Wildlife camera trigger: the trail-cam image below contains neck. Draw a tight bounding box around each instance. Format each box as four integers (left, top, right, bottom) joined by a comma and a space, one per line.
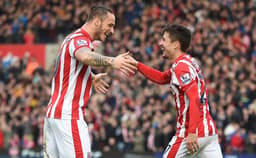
174, 50, 185, 59
81, 23, 95, 40
170, 50, 185, 63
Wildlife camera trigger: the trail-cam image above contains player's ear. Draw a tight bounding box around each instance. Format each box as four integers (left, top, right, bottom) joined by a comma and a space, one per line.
94, 18, 100, 27
174, 41, 180, 49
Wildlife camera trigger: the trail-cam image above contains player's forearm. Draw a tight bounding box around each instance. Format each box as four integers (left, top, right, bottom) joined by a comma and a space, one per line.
137, 62, 170, 84
186, 83, 201, 133
80, 51, 114, 67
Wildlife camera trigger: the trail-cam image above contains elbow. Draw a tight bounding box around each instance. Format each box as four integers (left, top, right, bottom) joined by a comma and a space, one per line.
76, 54, 90, 65
80, 56, 88, 64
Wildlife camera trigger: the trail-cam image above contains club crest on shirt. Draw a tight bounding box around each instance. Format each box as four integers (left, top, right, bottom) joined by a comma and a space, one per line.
180, 73, 191, 85
76, 39, 88, 47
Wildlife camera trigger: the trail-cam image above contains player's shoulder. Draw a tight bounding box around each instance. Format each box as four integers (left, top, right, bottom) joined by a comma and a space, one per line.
68, 29, 87, 40
172, 55, 191, 72
66, 29, 93, 48
171, 55, 197, 86
172, 55, 199, 73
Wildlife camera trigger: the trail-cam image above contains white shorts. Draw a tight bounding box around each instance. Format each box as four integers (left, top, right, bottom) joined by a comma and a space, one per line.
43, 117, 91, 158
162, 135, 223, 158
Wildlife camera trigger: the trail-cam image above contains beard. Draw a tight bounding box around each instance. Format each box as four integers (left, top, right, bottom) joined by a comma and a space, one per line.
161, 50, 169, 59
94, 29, 102, 41
162, 54, 169, 59
94, 22, 104, 41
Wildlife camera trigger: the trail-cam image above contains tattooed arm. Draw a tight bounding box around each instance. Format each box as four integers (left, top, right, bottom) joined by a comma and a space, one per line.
75, 47, 137, 76
75, 47, 114, 66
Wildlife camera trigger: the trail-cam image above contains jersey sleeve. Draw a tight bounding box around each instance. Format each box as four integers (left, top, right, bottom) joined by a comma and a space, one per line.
172, 62, 197, 92
137, 62, 171, 84
68, 36, 92, 57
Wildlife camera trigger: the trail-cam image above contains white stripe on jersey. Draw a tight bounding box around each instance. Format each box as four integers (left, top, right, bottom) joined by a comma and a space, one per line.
69, 33, 83, 40
171, 70, 180, 86
210, 120, 216, 135
50, 43, 67, 118
203, 105, 209, 136
78, 66, 91, 119
179, 94, 189, 137
171, 84, 181, 127
47, 77, 55, 117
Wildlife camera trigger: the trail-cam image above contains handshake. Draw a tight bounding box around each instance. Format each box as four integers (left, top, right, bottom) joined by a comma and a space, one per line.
92, 51, 138, 93
111, 51, 138, 76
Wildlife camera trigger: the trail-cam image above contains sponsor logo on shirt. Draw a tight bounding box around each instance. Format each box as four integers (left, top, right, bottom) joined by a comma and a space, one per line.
180, 73, 191, 85
76, 39, 88, 47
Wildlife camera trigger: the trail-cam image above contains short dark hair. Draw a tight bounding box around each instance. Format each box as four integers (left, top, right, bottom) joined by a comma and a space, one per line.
87, 6, 113, 21
162, 24, 191, 52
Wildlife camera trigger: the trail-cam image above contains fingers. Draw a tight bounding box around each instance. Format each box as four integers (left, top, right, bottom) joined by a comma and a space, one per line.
121, 52, 138, 65
195, 142, 199, 151
114, 52, 138, 76
121, 57, 138, 73
121, 51, 130, 57
99, 73, 108, 77
186, 141, 199, 153
119, 68, 130, 76
122, 62, 137, 72
125, 57, 138, 66
119, 59, 137, 75
98, 86, 108, 93
101, 80, 110, 88
95, 83, 108, 93
96, 87, 107, 93
120, 66, 136, 76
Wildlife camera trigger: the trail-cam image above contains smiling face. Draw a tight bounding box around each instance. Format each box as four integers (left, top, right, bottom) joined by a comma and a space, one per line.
158, 24, 192, 62
158, 32, 179, 62
94, 12, 115, 41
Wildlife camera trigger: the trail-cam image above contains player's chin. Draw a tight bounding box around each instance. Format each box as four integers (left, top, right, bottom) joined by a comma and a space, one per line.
100, 36, 106, 42
162, 53, 169, 59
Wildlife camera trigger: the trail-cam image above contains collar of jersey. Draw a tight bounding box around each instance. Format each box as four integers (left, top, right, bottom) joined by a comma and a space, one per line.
80, 28, 93, 41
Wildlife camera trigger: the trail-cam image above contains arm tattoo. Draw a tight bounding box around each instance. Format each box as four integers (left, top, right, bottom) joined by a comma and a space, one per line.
83, 52, 114, 66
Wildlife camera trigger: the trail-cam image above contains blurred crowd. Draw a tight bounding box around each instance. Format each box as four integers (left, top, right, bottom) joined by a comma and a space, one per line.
0, 0, 256, 157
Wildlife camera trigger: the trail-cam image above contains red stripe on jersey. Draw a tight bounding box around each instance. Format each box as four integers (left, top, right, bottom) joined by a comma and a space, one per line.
205, 88, 213, 136
167, 137, 183, 158
82, 74, 92, 116
47, 103, 53, 118
184, 110, 189, 137
75, 62, 79, 73
198, 105, 205, 137
71, 120, 83, 157
71, 66, 88, 119
54, 46, 71, 119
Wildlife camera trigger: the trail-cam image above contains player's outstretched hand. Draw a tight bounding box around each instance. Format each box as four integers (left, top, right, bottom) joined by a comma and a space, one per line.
112, 52, 137, 76
124, 54, 138, 66
92, 73, 109, 93
186, 133, 199, 154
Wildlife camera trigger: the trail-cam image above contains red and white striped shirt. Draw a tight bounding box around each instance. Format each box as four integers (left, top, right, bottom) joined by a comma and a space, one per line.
170, 54, 217, 138
46, 28, 94, 120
